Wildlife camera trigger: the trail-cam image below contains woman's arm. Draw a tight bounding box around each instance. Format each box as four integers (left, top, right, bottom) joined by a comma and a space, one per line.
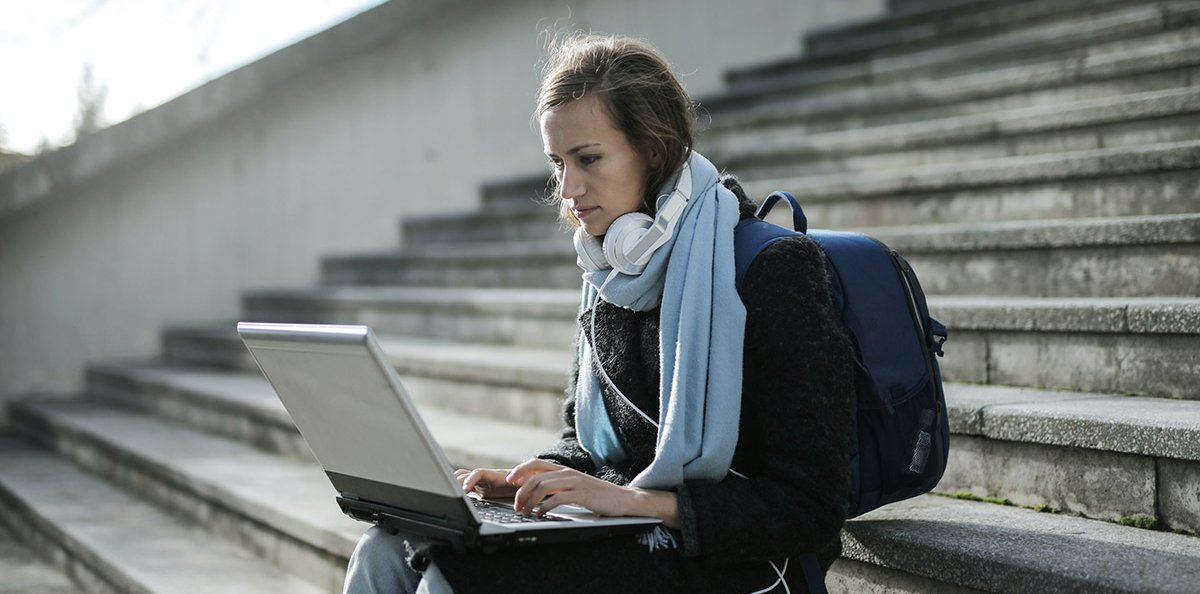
678, 236, 856, 562
507, 460, 681, 526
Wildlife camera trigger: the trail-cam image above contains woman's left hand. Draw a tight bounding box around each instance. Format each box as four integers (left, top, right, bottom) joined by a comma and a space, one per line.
508, 460, 679, 528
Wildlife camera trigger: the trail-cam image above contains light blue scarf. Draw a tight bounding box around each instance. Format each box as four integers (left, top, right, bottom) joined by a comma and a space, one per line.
575, 151, 746, 489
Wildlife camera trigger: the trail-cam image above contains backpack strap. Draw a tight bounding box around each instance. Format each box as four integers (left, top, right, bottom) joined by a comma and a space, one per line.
733, 217, 802, 292
736, 191, 810, 292
756, 191, 808, 233
799, 554, 829, 594
738, 193, 832, 594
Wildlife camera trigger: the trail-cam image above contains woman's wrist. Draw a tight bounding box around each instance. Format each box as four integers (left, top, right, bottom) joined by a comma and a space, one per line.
629, 488, 680, 529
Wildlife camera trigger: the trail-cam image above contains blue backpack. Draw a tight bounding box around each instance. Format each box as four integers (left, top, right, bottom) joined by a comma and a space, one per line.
733, 191, 950, 519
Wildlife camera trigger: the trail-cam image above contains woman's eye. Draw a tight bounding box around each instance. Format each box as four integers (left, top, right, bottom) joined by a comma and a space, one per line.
580, 155, 600, 166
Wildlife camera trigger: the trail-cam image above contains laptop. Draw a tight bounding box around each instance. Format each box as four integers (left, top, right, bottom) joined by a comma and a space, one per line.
236, 322, 661, 551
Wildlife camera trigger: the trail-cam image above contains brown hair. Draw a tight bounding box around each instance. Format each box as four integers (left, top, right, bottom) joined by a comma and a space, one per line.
536, 33, 696, 227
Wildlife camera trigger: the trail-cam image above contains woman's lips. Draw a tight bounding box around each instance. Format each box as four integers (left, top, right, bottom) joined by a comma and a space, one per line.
573, 206, 598, 219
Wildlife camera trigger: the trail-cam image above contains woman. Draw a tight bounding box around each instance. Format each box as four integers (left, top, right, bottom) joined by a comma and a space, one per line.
344, 33, 855, 594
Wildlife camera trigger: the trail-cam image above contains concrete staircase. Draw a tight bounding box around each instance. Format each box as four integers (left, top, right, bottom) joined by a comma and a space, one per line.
3, 0, 1199, 591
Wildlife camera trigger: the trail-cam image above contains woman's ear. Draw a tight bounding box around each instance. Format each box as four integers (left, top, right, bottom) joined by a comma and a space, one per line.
647, 147, 662, 169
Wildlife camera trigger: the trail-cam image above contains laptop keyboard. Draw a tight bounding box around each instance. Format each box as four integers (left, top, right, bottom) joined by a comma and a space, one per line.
471, 499, 567, 524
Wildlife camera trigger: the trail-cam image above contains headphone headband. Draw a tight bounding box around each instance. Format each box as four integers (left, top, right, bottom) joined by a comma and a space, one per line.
574, 159, 694, 275
623, 160, 692, 267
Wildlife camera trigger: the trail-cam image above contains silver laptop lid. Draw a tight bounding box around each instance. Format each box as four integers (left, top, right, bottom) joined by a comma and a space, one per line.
237, 322, 462, 500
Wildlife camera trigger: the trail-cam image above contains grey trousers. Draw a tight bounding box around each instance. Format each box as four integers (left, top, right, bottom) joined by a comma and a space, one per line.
343, 526, 454, 594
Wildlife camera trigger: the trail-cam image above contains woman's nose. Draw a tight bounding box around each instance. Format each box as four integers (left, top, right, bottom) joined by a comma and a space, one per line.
560, 167, 584, 200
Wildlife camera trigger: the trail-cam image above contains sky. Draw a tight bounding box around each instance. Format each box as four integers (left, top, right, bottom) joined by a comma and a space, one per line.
0, 0, 386, 154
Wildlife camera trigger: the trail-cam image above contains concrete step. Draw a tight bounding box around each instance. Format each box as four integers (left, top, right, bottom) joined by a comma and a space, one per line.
398, 205, 565, 247
8, 399, 355, 593
93, 345, 1200, 535
241, 286, 579, 349
476, 174, 554, 214
8, 398, 559, 591
237, 285, 1197, 400
16, 393, 1195, 594
703, 24, 1200, 135
321, 214, 1200, 297
937, 296, 1200, 399
800, 0, 1130, 62
886, 0, 987, 15
322, 239, 581, 289
240, 285, 1200, 397
10, 401, 1195, 594
838, 494, 1200, 593
120, 333, 571, 433
728, 0, 1190, 95
706, 86, 1200, 179
0, 520, 84, 594
149, 313, 1200, 531
879, 213, 1200, 298
0, 434, 327, 594
942, 383, 1200, 533
739, 140, 1200, 227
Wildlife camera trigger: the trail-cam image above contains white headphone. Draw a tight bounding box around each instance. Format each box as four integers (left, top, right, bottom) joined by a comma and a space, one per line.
572, 160, 693, 276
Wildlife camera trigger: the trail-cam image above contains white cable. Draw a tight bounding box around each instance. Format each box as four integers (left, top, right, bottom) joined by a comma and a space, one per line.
745, 558, 791, 594
589, 277, 659, 428
773, 558, 791, 594
590, 277, 792, 594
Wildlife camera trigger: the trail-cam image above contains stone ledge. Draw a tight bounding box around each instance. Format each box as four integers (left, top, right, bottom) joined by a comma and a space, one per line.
745, 140, 1200, 203
0, 435, 329, 594
947, 383, 1200, 460
341, 212, 1200, 260
109, 339, 1200, 466
802, 0, 1128, 61
0, 521, 83, 594
871, 213, 1200, 252
930, 296, 1200, 334
244, 286, 579, 318
376, 336, 571, 391
246, 287, 1200, 335
93, 361, 564, 465
400, 207, 561, 235
91, 354, 567, 455
711, 22, 1200, 123
844, 495, 1200, 593
710, 86, 1200, 169
10, 397, 558, 562
11, 398, 361, 560
729, 1, 1169, 100
330, 238, 574, 263
160, 323, 574, 390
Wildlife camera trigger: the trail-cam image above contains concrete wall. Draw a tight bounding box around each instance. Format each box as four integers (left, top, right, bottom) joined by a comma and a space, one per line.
0, 0, 885, 401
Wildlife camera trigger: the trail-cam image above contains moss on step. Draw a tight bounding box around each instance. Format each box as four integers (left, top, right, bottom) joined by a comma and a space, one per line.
933, 492, 1197, 535
940, 490, 1060, 514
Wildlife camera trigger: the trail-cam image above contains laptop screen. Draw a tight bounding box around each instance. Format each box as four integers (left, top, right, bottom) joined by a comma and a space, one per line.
238, 323, 462, 499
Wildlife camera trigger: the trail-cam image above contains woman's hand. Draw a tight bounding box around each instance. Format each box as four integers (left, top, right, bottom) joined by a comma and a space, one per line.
455, 467, 518, 499
508, 459, 680, 528
454, 458, 565, 499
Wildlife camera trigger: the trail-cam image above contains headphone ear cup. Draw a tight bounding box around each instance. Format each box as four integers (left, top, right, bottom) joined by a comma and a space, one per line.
603, 212, 655, 275
573, 227, 610, 272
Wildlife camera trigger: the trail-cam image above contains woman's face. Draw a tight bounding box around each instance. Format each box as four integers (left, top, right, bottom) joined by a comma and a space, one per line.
540, 93, 650, 237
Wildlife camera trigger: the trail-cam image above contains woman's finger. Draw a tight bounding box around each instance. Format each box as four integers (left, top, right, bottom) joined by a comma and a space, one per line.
461, 468, 506, 492
506, 458, 562, 485
534, 492, 575, 516
515, 471, 581, 512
